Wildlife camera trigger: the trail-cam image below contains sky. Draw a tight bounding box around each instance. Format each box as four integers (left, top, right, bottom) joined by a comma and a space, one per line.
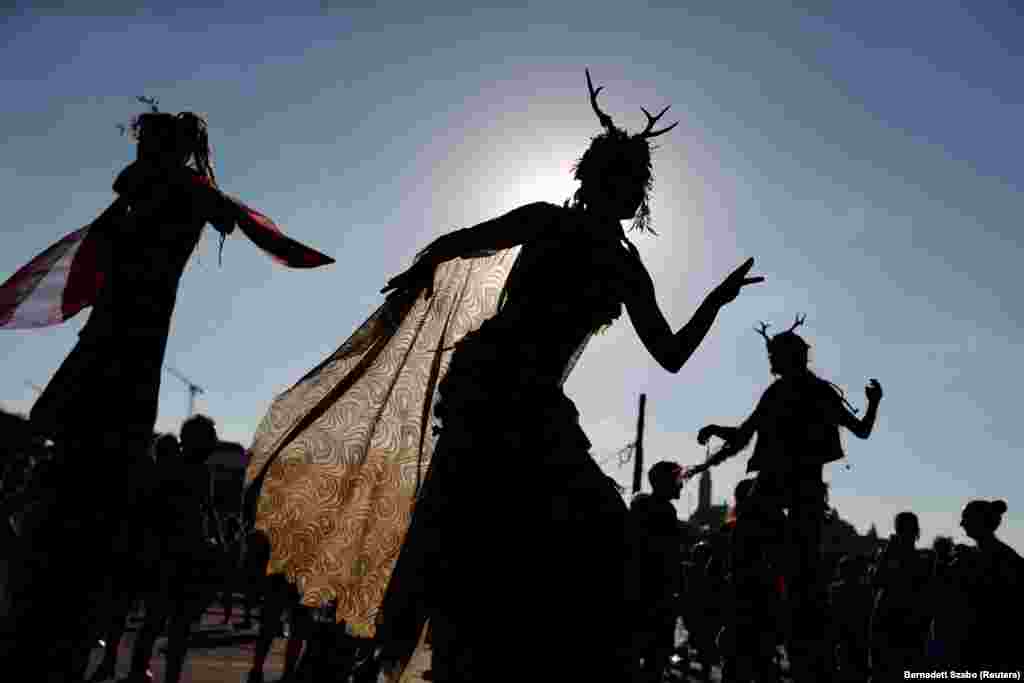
2, 1, 1022, 550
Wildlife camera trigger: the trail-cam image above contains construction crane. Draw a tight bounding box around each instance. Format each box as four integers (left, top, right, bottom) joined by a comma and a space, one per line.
165, 366, 205, 417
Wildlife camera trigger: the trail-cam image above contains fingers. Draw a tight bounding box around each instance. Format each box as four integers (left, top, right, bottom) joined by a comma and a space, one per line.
742, 276, 765, 286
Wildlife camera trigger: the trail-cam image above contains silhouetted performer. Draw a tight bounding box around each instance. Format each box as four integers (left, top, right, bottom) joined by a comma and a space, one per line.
378, 72, 765, 683
690, 316, 882, 682
950, 499, 1023, 670
869, 511, 931, 680
630, 462, 685, 683
243, 69, 763, 683
0, 98, 331, 680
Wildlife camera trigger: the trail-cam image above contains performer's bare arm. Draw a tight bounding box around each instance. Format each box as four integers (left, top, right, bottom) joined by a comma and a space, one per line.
382, 202, 763, 373
616, 253, 762, 373
837, 379, 883, 439
379, 202, 558, 297
696, 411, 759, 469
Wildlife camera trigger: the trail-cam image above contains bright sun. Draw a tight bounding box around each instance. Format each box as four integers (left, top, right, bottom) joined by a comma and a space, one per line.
478, 140, 581, 216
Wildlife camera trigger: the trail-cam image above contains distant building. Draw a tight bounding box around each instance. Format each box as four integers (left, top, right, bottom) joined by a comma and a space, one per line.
685, 463, 729, 530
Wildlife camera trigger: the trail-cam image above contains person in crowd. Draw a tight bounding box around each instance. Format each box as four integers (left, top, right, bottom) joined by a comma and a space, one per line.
630, 461, 686, 682
869, 511, 932, 680
120, 415, 226, 683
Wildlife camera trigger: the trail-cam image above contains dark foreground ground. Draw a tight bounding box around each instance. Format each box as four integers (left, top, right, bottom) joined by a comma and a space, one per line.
84, 607, 742, 683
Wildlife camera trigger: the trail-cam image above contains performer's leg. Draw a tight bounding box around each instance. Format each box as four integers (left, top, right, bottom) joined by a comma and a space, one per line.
282, 605, 311, 680
249, 576, 287, 678
785, 482, 828, 683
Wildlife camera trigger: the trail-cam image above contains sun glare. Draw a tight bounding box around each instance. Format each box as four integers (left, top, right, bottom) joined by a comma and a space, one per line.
475, 141, 580, 217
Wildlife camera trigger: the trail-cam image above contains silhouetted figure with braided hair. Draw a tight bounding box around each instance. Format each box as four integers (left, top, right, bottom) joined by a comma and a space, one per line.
689, 316, 882, 682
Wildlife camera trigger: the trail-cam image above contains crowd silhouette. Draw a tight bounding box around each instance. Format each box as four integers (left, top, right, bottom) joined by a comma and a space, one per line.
0, 72, 1020, 682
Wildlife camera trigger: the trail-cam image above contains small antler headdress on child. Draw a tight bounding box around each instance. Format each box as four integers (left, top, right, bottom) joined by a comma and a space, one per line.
570, 69, 679, 234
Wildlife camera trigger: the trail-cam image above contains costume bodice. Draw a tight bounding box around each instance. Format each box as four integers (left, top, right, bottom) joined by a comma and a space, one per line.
81, 162, 211, 340
748, 373, 848, 474
476, 205, 629, 385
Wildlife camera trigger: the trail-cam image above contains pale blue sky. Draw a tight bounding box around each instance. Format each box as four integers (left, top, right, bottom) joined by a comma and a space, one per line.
2, 1, 1021, 550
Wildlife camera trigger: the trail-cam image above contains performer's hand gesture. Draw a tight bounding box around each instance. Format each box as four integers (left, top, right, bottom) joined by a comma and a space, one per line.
865, 379, 883, 404
696, 424, 723, 446
707, 258, 764, 308
380, 258, 437, 300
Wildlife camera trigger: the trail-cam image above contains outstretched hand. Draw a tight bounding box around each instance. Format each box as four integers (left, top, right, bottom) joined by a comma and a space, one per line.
380, 259, 436, 300
865, 378, 883, 404
696, 424, 720, 446
709, 257, 764, 308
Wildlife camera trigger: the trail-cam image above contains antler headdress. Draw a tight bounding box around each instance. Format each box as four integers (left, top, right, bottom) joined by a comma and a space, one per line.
756, 314, 809, 349
573, 69, 680, 234
585, 68, 679, 139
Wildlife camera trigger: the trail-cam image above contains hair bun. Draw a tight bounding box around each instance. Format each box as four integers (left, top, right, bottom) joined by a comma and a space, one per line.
993, 500, 1008, 515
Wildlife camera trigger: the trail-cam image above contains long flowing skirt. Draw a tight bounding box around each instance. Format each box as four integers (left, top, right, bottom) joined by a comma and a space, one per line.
379, 327, 634, 681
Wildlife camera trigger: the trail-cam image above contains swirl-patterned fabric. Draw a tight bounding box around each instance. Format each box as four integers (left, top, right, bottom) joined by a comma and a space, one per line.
244, 247, 517, 636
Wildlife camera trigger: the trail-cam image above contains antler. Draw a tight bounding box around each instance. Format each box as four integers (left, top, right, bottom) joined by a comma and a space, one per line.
638, 105, 679, 139
788, 313, 807, 333
137, 95, 161, 113
755, 321, 772, 343
585, 68, 616, 132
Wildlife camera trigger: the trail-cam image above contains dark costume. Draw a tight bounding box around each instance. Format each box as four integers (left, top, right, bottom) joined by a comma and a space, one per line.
386, 202, 636, 681
1, 161, 232, 677
0, 156, 330, 678
246, 202, 638, 681
31, 161, 230, 459
740, 371, 852, 679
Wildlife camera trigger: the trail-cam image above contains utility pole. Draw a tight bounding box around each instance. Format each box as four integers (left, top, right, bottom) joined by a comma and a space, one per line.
165, 366, 205, 417
632, 393, 646, 495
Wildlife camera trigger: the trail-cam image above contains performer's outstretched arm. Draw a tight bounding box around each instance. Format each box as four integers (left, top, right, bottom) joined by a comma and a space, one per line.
380, 202, 559, 297
619, 256, 763, 373
699, 412, 758, 469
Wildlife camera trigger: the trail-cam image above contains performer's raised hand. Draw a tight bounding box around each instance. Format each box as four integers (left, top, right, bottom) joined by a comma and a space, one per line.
381, 259, 436, 300
708, 257, 764, 308
865, 378, 883, 404
696, 424, 720, 446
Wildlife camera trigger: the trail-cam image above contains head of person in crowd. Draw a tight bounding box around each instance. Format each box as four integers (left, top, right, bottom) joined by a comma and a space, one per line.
893, 511, 921, 548
648, 461, 684, 501
960, 499, 1008, 545
180, 414, 218, 465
